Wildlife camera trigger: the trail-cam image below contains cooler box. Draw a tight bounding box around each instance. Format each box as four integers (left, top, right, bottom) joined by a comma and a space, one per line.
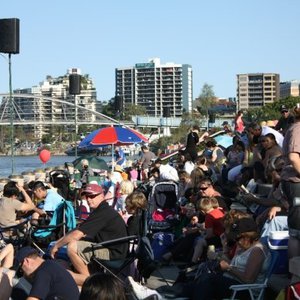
268, 231, 289, 274
46, 241, 69, 262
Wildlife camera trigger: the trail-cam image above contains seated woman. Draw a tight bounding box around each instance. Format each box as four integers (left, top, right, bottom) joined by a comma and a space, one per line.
184, 217, 271, 300
124, 191, 148, 236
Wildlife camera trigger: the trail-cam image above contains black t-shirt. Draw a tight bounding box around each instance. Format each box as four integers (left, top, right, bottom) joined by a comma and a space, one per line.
29, 260, 79, 300
79, 201, 128, 259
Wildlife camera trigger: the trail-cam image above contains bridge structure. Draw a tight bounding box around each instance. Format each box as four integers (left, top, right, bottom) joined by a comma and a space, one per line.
0, 93, 134, 127
0, 93, 233, 130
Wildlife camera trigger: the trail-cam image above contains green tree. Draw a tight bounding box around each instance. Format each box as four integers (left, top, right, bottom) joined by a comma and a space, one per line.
123, 103, 147, 120
101, 98, 115, 118
243, 96, 300, 122
194, 83, 216, 129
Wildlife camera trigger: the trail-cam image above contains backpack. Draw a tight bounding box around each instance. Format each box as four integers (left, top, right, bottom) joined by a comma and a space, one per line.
136, 236, 156, 279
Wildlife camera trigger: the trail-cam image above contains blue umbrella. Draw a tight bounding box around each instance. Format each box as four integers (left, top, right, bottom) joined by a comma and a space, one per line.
214, 134, 233, 149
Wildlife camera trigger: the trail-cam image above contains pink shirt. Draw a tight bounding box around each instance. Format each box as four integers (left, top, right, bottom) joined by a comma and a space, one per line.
235, 116, 245, 133
130, 169, 138, 181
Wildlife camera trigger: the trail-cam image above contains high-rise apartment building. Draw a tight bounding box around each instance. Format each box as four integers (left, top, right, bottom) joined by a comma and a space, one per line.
280, 80, 300, 99
237, 73, 280, 111
115, 58, 193, 117
0, 68, 97, 138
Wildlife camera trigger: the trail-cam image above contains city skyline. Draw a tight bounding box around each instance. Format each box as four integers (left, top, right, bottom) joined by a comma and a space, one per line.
0, 0, 299, 101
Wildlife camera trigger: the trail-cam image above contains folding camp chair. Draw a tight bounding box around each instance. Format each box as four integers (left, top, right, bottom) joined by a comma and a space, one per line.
30, 200, 76, 251
90, 209, 157, 285
229, 250, 279, 300
0, 218, 31, 248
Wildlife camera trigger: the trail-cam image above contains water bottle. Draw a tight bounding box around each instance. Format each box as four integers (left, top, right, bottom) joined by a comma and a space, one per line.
207, 245, 217, 260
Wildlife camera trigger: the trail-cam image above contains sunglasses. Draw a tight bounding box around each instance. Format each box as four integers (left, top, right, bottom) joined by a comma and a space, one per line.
199, 186, 209, 191
84, 194, 98, 199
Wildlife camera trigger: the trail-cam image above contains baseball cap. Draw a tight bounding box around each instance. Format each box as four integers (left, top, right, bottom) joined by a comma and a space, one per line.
81, 183, 103, 196
280, 105, 288, 112
15, 246, 39, 267
227, 217, 258, 241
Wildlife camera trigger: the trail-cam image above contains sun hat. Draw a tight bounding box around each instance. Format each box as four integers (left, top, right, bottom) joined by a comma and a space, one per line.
227, 218, 258, 241
114, 165, 124, 172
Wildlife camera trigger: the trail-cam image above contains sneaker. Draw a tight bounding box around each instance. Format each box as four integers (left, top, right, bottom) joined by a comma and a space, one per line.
128, 276, 162, 300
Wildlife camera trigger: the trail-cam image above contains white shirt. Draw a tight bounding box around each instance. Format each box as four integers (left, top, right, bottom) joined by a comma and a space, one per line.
261, 126, 284, 148
159, 164, 179, 182
184, 161, 195, 175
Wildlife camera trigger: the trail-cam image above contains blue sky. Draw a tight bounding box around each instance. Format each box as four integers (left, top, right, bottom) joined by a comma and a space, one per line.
1, 0, 299, 101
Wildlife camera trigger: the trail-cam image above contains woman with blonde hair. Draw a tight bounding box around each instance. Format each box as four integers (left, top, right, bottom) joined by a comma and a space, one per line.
125, 191, 148, 236
115, 180, 134, 213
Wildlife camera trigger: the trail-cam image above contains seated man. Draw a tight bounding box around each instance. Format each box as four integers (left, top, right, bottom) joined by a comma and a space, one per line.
31, 181, 64, 213
0, 181, 41, 227
50, 184, 128, 284
15, 246, 79, 300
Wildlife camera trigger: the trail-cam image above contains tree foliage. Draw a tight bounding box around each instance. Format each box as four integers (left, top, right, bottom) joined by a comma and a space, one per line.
194, 83, 217, 115
101, 98, 115, 118
123, 103, 147, 120
243, 96, 300, 122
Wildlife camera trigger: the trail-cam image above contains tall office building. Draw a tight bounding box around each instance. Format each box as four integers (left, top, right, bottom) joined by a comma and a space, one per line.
115, 58, 193, 117
280, 80, 300, 98
237, 73, 280, 111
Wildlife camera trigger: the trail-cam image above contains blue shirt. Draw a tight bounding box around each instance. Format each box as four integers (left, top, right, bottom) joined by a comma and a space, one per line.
115, 149, 126, 166
43, 189, 64, 211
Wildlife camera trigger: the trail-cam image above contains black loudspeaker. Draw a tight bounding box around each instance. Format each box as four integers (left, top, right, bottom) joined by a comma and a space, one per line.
69, 74, 81, 95
163, 107, 171, 118
114, 96, 123, 112
209, 113, 215, 123
0, 18, 20, 54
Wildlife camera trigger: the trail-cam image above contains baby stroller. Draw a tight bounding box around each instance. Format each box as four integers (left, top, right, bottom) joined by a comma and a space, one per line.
49, 169, 72, 200
148, 181, 179, 232
148, 181, 179, 261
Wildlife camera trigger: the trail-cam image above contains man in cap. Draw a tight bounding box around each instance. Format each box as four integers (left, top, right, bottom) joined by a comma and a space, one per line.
15, 246, 79, 300
275, 104, 294, 135
50, 183, 128, 283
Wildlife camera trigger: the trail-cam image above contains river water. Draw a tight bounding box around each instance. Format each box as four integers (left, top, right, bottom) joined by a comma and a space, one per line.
0, 155, 78, 178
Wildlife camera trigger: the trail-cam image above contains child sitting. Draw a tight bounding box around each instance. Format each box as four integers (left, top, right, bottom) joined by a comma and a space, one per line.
191, 197, 225, 264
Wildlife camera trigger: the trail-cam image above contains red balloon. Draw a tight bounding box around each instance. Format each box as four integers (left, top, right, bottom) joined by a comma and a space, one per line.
39, 149, 51, 163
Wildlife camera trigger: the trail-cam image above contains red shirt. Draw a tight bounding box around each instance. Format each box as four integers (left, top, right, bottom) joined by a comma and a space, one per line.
205, 208, 225, 237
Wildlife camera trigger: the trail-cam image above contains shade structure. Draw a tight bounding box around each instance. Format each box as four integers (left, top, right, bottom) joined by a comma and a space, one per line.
214, 134, 233, 149
79, 126, 148, 170
90, 126, 148, 146
72, 155, 109, 172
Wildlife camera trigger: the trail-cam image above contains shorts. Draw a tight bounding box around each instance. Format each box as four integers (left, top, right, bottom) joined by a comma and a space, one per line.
77, 240, 110, 264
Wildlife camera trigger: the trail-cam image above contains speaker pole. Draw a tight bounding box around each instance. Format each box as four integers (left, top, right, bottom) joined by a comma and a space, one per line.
69, 74, 81, 158
8, 53, 14, 174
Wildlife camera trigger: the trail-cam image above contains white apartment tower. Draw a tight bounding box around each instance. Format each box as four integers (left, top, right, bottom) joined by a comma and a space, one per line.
0, 68, 97, 138
115, 58, 193, 117
237, 73, 280, 111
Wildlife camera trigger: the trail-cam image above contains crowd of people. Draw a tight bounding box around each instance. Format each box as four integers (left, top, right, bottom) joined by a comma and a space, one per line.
0, 103, 299, 299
